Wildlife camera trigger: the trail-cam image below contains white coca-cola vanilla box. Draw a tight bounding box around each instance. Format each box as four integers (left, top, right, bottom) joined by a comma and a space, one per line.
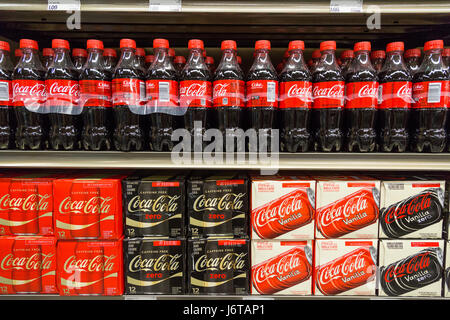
379, 180, 445, 239
315, 178, 380, 239
445, 241, 450, 297
314, 239, 378, 296
251, 240, 313, 295
378, 239, 444, 297
251, 176, 316, 240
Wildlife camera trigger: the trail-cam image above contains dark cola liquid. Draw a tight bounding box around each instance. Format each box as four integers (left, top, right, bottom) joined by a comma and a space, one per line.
47, 49, 81, 150
113, 49, 146, 151
13, 49, 48, 150
72, 56, 86, 76
0, 49, 14, 149
103, 56, 117, 75
378, 52, 411, 152
80, 49, 112, 151
279, 51, 311, 152
405, 56, 421, 76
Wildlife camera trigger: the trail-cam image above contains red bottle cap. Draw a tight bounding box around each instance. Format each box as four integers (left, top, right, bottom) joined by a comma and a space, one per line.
206, 56, 214, 64
443, 48, 450, 57
320, 41, 336, 51
52, 39, 70, 50
0, 41, 10, 52
340, 50, 354, 59
188, 39, 204, 50
20, 39, 38, 50
288, 40, 305, 51
371, 50, 386, 60
312, 49, 321, 59
86, 39, 104, 50
354, 41, 371, 52
255, 40, 271, 50
15, 48, 22, 57
72, 48, 87, 57
169, 48, 175, 57
43, 48, 54, 56
237, 56, 242, 64
103, 48, 117, 57
153, 38, 169, 49
174, 56, 186, 64
120, 39, 136, 49
386, 42, 404, 53
424, 40, 444, 51
221, 40, 237, 51
136, 48, 145, 57
145, 55, 155, 64
404, 48, 421, 58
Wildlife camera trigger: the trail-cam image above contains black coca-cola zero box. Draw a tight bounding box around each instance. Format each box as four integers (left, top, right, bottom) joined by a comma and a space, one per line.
188, 238, 250, 295
187, 172, 249, 237
124, 238, 186, 295
123, 174, 185, 238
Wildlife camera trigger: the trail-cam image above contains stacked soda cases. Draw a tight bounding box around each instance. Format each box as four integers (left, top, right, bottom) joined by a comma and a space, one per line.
122, 173, 186, 295
250, 175, 315, 295
187, 172, 250, 295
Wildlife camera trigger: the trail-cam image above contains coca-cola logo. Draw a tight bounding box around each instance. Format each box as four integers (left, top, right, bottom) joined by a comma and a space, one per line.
180, 82, 208, 97
318, 250, 367, 285
214, 83, 230, 97
396, 83, 412, 98
251, 82, 263, 89
129, 254, 182, 272
286, 83, 312, 99
0, 194, 51, 211
357, 84, 378, 98
58, 196, 112, 214
63, 254, 115, 273
253, 252, 301, 285
384, 193, 432, 224
13, 82, 46, 98
97, 81, 111, 90
128, 195, 180, 213
384, 252, 430, 283
194, 252, 247, 272
255, 194, 305, 228
0, 253, 54, 271
313, 84, 344, 99
193, 193, 245, 212
48, 82, 80, 98
319, 192, 369, 227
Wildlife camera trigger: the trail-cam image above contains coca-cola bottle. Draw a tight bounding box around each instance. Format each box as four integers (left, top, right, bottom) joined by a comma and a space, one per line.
444, 48, 450, 68
174, 55, 186, 73
371, 50, 386, 73
42, 48, 54, 71
146, 38, 178, 151
103, 48, 117, 74
344, 41, 378, 152
112, 38, 146, 151
14, 48, 22, 66
246, 40, 278, 151
180, 39, 212, 150
13, 39, 48, 150
412, 39, 449, 152
206, 56, 215, 74
340, 50, 354, 75
276, 50, 290, 74
310, 49, 321, 72
72, 48, 87, 75
279, 40, 312, 152
312, 41, 344, 152
135, 48, 146, 73
378, 41, 412, 152
80, 39, 112, 150
404, 48, 421, 75
145, 55, 154, 70
213, 40, 245, 151
46, 39, 81, 150
0, 41, 14, 149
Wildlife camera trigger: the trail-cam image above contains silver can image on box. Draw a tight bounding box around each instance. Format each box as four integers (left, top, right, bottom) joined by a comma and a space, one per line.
188, 173, 248, 237
123, 174, 185, 238
124, 238, 186, 295
188, 238, 249, 295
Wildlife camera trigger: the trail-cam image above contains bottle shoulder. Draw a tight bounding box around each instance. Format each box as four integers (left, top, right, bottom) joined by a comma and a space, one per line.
213, 68, 244, 81
46, 66, 78, 80
345, 70, 378, 83
279, 69, 311, 82
113, 67, 145, 80
13, 66, 46, 80
246, 69, 278, 81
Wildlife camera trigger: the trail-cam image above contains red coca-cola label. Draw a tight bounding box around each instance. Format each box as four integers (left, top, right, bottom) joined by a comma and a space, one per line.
112, 78, 146, 107
313, 81, 345, 109
0, 80, 12, 106
246, 80, 279, 108
179, 80, 212, 108
213, 80, 245, 107
146, 80, 179, 107
412, 80, 449, 109
279, 81, 312, 109
45, 79, 80, 108
378, 81, 412, 109
79, 80, 112, 108
12, 79, 46, 107
345, 81, 378, 109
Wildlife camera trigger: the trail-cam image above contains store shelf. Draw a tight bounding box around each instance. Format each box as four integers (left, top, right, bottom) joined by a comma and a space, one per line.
1, 151, 450, 171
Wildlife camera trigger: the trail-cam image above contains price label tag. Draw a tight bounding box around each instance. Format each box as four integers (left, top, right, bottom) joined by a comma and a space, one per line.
330, 0, 363, 13
48, 0, 81, 11
149, 0, 182, 12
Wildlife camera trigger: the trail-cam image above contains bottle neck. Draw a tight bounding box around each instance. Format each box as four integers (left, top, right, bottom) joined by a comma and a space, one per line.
19, 48, 44, 70
355, 50, 371, 64
117, 47, 136, 68
86, 48, 104, 67
53, 47, 75, 69
187, 48, 206, 66
318, 49, 340, 70
0, 49, 13, 72
380, 50, 407, 73
253, 49, 271, 66
422, 48, 443, 65
217, 49, 238, 68
283, 49, 307, 71
152, 47, 176, 71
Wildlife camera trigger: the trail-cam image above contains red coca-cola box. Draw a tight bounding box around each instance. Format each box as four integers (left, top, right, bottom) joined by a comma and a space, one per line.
314, 239, 377, 296
251, 176, 316, 240
57, 238, 124, 296
0, 172, 61, 236
0, 236, 57, 294
53, 173, 126, 240
251, 240, 313, 295
315, 177, 380, 238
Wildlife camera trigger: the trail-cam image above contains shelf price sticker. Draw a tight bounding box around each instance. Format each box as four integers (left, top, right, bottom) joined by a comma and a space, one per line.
330, 0, 363, 13
48, 0, 81, 11
149, 0, 182, 12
